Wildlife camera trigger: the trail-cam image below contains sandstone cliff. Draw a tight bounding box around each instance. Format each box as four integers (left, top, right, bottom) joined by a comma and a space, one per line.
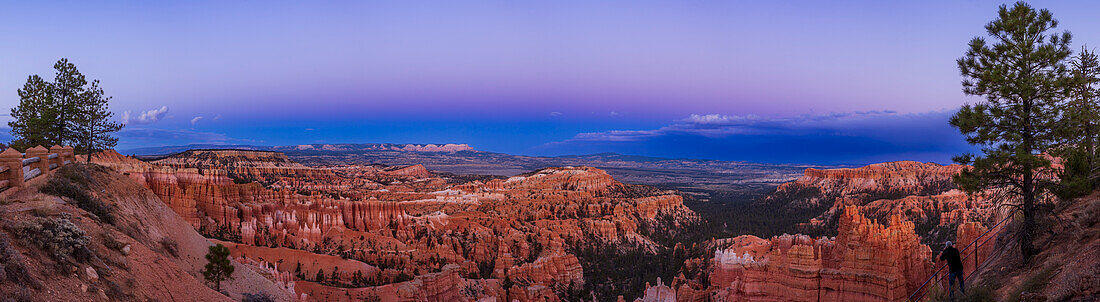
759, 161, 993, 242
635, 207, 936, 302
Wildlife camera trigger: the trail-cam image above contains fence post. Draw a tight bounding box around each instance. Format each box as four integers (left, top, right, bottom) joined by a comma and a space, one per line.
49, 145, 64, 169
0, 148, 25, 188
25, 145, 49, 178
62, 145, 75, 163
974, 243, 979, 273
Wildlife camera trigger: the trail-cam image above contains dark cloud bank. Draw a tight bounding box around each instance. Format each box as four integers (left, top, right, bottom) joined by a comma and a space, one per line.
538, 110, 974, 164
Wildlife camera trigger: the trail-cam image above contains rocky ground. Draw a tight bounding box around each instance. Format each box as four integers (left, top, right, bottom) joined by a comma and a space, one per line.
950, 190, 1100, 301
0, 164, 296, 301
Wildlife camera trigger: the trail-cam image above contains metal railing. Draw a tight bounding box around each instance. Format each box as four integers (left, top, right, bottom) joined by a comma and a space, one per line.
908, 211, 1017, 301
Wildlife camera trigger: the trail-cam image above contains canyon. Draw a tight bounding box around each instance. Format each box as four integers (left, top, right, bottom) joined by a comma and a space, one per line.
756, 161, 997, 245
92, 149, 699, 301
0, 146, 1008, 301
636, 161, 1002, 301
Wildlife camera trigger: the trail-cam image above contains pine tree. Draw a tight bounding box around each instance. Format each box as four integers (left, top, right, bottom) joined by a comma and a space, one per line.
1055, 47, 1100, 198
9, 75, 58, 150
8, 58, 123, 153
202, 244, 235, 292
951, 2, 1074, 262
47, 58, 87, 146
294, 262, 303, 279
1068, 48, 1100, 156
71, 79, 123, 161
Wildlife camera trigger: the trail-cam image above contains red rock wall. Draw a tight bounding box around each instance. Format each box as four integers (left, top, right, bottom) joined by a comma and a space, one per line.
707, 207, 931, 302
954, 221, 991, 275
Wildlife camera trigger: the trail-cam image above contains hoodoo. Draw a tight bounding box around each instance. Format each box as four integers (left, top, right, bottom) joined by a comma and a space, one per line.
92, 150, 697, 301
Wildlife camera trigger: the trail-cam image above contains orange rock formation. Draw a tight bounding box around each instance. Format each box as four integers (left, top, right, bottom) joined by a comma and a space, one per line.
93, 149, 696, 301
699, 207, 933, 301
763, 161, 993, 234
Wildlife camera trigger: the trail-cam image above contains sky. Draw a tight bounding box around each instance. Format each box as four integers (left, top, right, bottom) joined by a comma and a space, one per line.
2, 1, 1099, 164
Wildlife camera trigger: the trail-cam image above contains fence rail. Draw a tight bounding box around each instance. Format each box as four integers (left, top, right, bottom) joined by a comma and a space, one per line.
0, 145, 76, 193
908, 210, 1017, 301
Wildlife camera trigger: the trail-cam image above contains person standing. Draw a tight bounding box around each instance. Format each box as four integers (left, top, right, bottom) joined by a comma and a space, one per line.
939, 241, 965, 298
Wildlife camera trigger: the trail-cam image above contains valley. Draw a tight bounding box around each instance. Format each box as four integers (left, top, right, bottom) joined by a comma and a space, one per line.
125, 143, 827, 199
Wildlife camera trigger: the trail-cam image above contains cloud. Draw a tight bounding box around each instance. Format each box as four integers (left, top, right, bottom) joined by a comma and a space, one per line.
542, 110, 972, 164
190, 116, 204, 125
122, 106, 169, 125
549, 112, 563, 117
567, 110, 902, 142
119, 128, 233, 142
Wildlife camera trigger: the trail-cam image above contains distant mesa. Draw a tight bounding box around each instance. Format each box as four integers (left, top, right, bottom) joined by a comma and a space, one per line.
280, 143, 475, 153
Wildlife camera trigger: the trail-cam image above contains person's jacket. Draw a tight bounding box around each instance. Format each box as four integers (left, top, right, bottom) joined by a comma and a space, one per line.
940, 246, 963, 273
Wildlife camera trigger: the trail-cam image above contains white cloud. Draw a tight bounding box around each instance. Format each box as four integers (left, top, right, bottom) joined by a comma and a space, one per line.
122, 106, 169, 125
682, 114, 761, 125
190, 116, 204, 125
562, 110, 903, 143
549, 112, 563, 117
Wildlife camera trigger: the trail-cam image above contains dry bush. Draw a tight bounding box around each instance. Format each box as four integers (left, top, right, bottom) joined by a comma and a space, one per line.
0, 233, 39, 289
1, 286, 32, 302
105, 279, 132, 301
1051, 261, 1100, 300
1081, 199, 1100, 228
27, 197, 57, 217
242, 292, 275, 302
102, 233, 126, 251
7, 215, 91, 269
1007, 264, 1059, 302
159, 237, 179, 258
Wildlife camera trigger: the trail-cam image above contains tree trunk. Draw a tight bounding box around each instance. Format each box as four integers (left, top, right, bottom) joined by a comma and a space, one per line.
1021, 171, 1037, 263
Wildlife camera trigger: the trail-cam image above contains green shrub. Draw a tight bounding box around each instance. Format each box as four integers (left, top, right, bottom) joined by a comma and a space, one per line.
1056, 149, 1096, 200
39, 166, 115, 225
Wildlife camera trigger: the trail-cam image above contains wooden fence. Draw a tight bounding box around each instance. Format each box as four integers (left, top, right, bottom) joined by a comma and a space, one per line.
0, 145, 76, 192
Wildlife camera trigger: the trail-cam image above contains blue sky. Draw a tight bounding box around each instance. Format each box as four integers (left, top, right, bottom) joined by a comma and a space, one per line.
2, 1, 1099, 164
